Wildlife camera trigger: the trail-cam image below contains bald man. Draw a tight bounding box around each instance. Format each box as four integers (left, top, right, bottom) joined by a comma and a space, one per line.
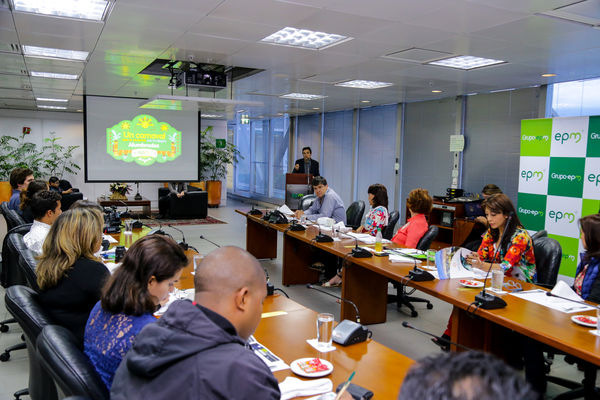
111, 246, 280, 400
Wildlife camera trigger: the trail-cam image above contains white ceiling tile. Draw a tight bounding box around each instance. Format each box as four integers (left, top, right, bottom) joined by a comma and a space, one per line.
465, 0, 578, 14
187, 16, 278, 41
0, 88, 33, 100
0, 53, 27, 75
29, 77, 78, 91
294, 9, 395, 37
209, 0, 320, 26
104, 3, 203, 32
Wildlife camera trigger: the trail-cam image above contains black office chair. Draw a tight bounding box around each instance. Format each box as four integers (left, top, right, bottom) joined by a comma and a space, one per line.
0, 232, 30, 361
18, 249, 39, 292
300, 194, 317, 211
5, 285, 58, 400
382, 211, 399, 240
533, 236, 561, 288
389, 225, 439, 317
346, 200, 365, 230
531, 229, 548, 241
37, 325, 109, 400
0, 224, 32, 336
1, 202, 27, 231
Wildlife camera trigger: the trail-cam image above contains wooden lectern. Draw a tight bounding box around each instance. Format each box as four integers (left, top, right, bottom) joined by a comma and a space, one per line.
285, 173, 313, 210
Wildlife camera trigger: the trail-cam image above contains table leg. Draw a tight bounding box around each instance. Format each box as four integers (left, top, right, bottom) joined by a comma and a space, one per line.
246, 218, 277, 259
450, 306, 505, 357
342, 262, 388, 324
282, 234, 320, 285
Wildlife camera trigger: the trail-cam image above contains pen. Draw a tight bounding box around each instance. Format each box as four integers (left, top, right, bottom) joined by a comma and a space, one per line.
335, 371, 355, 400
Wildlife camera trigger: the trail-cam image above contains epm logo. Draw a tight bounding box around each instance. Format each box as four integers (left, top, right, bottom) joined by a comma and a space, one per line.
520, 170, 544, 182
554, 132, 582, 144
547, 209, 576, 223
551, 173, 582, 182
588, 173, 600, 186
518, 207, 544, 217
562, 253, 576, 262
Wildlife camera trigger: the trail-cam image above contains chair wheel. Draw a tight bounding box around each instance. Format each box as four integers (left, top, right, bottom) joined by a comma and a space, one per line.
0, 325, 8, 333
411, 310, 418, 317
426, 303, 433, 309
0, 351, 10, 362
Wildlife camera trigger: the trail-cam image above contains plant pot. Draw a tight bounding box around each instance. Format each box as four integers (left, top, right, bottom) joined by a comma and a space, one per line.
110, 192, 128, 200
190, 181, 206, 191
206, 180, 221, 207
0, 181, 12, 203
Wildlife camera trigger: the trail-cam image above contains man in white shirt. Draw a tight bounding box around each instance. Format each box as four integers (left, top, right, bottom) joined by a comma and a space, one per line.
23, 190, 62, 256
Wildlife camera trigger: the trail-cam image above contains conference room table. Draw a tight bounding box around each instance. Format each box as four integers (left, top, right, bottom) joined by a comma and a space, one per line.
172, 252, 413, 398
236, 209, 600, 368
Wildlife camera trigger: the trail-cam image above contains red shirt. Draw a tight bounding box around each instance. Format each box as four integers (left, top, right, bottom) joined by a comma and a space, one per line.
392, 213, 428, 248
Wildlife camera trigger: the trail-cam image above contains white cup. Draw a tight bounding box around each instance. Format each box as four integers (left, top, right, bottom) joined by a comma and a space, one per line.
317, 313, 334, 349
193, 255, 203, 274
491, 270, 504, 291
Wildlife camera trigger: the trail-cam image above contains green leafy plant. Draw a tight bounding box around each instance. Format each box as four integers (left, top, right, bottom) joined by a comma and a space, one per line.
199, 126, 242, 181
40, 131, 81, 178
109, 182, 131, 195
0, 134, 42, 180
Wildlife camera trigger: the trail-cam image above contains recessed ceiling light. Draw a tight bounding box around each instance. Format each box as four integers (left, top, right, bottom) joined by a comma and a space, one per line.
542, 73, 557, 77
489, 88, 515, 93
427, 55, 505, 70
12, 0, 111, 21
335, 80, 393, 89
360, 100, 371, 103
261, 27, 352, 50
431, 90, 443, 93
23, 45, 89, 61
312, 107, 320, 110
202, 114, 223, 118
30, 71, 78, 80
277, 113, 284, 116
237, 109, 245, 113
280, 93, 326, 100
36, 97, 68, 102
38, 105, 67, 110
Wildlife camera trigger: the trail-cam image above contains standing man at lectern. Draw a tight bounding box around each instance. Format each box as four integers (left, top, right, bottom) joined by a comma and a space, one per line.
292, 146, 320, 176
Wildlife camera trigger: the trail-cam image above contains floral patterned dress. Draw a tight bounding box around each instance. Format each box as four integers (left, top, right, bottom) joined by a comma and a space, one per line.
363, 206, 389, 236
478, 227, 536, 282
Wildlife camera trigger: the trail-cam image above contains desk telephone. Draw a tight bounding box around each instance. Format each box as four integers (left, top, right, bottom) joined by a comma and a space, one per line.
332, 320, 371, 346
262, 210, 288, 224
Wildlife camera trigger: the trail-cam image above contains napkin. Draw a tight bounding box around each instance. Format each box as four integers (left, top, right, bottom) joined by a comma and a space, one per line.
279, 377, 333, 400
306, 338, 336, 352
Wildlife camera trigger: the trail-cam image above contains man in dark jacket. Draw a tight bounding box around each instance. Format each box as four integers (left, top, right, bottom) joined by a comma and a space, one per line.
110, 246, 280, 400
293, 146, 319, 176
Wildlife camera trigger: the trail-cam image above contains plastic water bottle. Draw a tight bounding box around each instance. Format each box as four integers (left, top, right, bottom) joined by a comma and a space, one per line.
375, 228, 383, 253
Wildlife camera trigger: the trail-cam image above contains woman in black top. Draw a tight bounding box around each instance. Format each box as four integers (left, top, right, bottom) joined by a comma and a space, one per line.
37, 206, 108, 346
20, 179, 49, 223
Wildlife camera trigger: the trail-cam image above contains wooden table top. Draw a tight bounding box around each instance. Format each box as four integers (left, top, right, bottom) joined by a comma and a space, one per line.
256, 295, 412, 399
98, 196, 151, 206
236, 209, 600, 367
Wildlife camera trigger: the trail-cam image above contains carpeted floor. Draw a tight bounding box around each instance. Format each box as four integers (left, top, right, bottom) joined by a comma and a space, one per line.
140, 215, 226, 226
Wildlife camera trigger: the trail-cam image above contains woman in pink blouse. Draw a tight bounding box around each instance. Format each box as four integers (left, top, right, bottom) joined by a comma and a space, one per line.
392, 188, 432, 248
323, 184, 389, 287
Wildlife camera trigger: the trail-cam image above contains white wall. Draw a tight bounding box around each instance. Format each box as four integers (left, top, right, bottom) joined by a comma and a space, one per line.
0, 109, 227, 208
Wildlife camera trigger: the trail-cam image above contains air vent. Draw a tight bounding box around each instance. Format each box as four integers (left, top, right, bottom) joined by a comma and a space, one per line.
21, 69, 28, 75
0, 43, 21, 53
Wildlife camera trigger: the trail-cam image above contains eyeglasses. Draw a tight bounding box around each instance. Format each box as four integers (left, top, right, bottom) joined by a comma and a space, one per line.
504, 280, 522, 292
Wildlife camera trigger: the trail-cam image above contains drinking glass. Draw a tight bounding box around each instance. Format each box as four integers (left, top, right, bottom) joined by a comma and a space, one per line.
491, 270, 504, 291
193, 255, 203, 274
317, 313, 334, 349
124, 219, 133, 235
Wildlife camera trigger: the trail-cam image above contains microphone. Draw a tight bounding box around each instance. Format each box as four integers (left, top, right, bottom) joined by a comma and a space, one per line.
288, 219, 306, 231
474, 212, 513, 309
314, 223, 333, 243
306, 284, 360, 323
545, 291, 599, 310
401, 321, 473, 351
142, 222, 166, 236
348, 235, 372, 258
118, 200, 131, 219
199, 234, 221, 248
167, 224, 198, 252
249, 204, 263, 216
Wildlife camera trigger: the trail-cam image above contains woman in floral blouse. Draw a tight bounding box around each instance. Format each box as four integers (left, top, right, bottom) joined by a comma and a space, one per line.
356, 183, 389, 236
323, 184, 389, 287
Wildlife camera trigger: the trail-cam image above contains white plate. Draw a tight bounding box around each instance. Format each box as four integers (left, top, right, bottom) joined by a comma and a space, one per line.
290, 358, 333, 378
458, 279, 484, 288
571, 315, 598, 328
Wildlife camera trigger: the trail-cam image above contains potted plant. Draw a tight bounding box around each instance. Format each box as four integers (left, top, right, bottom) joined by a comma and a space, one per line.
40, 131, 81, 179
109, 182, 131, 200
199, 126, 241, 207
0, 134, 42, 202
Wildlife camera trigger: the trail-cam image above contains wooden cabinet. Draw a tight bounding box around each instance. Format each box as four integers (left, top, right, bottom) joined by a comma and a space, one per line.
406, 200, 475, 249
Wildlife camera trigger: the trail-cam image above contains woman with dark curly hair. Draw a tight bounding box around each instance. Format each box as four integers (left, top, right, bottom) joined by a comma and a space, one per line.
392, 188, 432, 248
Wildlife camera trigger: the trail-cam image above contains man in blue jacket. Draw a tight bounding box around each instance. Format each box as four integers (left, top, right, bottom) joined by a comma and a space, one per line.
111, 246, 280, 399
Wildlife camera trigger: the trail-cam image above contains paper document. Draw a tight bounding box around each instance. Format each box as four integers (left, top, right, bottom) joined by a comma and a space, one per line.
344, 232, 391, 244
510, 289, 596, 313
103, 234, 118, 243
247, 336, 289, 372
435, 247, 479, 280
278, 204, 294, 216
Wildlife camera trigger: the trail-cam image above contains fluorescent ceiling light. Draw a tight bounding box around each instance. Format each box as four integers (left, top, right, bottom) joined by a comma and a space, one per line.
280, 93, 326, 100
360, 100, 371, 103
427, 55, 505, 70
38, 105, 67, 110
12, 0, 110, 21
542, 73, 557, 77
202, 114, 224, 118
23, 45, 88, 61
489, 88, 515, 93
335, 80, 393, 89
431, 90, 443, 93
30, 71, 78, 79
261, 27, 351, 50
36, 97, 68, 102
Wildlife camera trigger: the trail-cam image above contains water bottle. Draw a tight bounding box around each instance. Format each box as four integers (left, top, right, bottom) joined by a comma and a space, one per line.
375, 228, 383, 253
